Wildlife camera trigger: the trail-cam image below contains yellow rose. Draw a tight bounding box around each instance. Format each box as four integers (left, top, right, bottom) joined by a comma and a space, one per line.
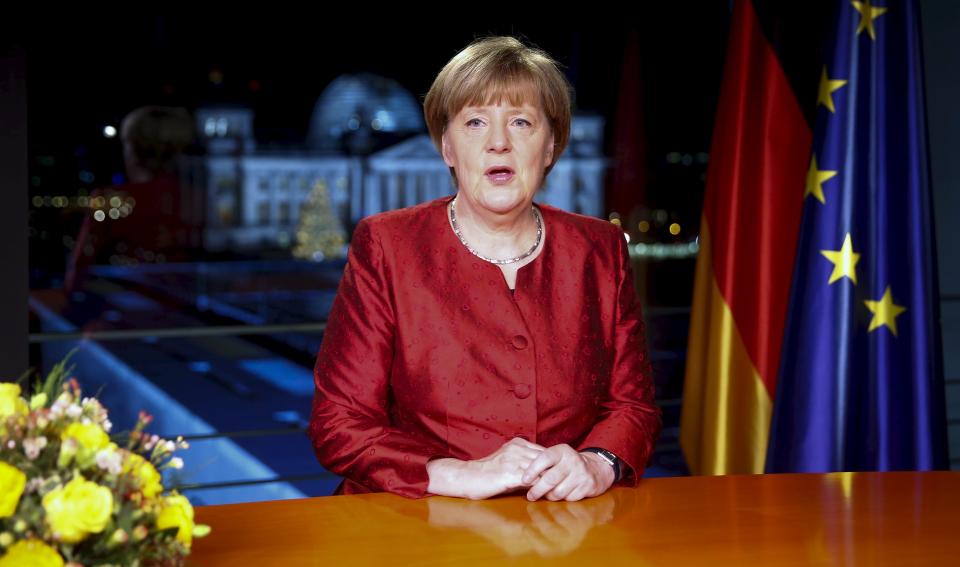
0, 462, 26, 518
41, 476, 114, 544
60, 422, 110, 453
29, 392, 48, 410
123, 452, 163, 498
156, 494, 194, 547
0, 539, 64, 567
0, 383, 28, 419
59, 422, 111, 469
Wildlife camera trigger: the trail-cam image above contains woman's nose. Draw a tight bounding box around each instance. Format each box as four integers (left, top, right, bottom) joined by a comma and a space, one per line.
486, 123, 511, 153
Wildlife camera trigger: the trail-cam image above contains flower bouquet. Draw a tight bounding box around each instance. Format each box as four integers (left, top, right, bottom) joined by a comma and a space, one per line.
0, 355, 209, 566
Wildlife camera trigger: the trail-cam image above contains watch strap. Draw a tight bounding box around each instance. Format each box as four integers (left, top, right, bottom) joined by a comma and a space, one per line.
580, 447, 621, 483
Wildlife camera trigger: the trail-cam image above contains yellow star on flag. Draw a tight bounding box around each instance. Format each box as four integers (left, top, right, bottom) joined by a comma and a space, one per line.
818, 66, 848, 113
805, 156, 838, 204
820, 233, 860, 284
864, 286, 907, 336
852, 0, 889, 40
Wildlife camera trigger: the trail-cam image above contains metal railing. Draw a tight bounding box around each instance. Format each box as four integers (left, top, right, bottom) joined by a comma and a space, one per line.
29, 322, 327, 344
29, 296, 959, 493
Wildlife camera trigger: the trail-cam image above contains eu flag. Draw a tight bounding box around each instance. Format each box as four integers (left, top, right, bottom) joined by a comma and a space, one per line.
766, 0, 948, 472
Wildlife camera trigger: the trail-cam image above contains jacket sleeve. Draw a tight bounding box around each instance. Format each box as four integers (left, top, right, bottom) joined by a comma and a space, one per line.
308, 218, 448, 498
576, 228, 662, 486
64, 189, 104, 294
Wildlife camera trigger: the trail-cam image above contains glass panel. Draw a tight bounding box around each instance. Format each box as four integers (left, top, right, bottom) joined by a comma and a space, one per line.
25, 19, 731, 502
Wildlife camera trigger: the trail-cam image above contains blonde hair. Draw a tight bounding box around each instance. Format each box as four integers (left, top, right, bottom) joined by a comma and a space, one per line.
121, 106, 193, 174
423, 36, 572, 182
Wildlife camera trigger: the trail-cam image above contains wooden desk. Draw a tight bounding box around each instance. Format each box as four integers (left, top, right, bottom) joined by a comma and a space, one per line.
189, 472, 959, 566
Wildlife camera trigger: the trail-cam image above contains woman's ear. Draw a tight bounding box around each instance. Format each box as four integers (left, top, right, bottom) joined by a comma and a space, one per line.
441, 131, 456, 168
543, 134, 556, 168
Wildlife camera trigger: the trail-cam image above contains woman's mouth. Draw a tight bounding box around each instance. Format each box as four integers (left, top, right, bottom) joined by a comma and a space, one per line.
485, 166, 515, 185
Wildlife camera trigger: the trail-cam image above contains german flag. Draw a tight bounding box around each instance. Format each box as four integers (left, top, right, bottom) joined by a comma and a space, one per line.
680, 0, 832, 475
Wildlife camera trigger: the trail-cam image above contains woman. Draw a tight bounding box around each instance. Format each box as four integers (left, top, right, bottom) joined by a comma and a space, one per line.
65, 106, 198, 293
309, 36, 660, 501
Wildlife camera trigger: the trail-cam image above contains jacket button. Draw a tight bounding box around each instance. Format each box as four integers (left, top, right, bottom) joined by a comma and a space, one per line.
513, 384, 531, 399
511, 335, 528, 349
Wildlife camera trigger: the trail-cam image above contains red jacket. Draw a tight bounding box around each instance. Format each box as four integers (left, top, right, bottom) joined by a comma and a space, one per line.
65, 175, 197, 293
308, 195, 661, 498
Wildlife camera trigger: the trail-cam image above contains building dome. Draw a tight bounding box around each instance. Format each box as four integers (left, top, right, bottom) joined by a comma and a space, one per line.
308, 73, 424, 154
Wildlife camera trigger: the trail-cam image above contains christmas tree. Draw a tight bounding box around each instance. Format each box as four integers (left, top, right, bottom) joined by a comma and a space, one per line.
293, 179, 347, 261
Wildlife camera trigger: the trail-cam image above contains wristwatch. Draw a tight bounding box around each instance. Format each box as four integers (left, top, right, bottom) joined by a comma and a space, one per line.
580, 447, 621, 483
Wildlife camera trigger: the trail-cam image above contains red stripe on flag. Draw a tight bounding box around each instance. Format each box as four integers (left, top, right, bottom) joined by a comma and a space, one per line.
702, 0, 812, 395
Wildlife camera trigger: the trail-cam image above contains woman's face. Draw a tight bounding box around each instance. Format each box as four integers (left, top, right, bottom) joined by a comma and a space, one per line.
441, 101, 554, 217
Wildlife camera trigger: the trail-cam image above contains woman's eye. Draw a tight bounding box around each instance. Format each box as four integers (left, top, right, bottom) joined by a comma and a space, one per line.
466, 118, 484, 127
514, 118, 532, 127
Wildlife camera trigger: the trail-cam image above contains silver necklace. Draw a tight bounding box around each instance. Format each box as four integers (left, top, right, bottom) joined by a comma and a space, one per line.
448, 195, 543, 265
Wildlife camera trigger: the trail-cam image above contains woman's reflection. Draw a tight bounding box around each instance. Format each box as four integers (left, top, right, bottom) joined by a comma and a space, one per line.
426, 488, 634, 558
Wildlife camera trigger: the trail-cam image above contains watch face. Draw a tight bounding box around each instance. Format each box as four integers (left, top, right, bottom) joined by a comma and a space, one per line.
586, 448, 616, 465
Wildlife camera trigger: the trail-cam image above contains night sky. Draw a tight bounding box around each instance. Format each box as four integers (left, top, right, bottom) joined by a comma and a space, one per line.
20, 11, 730, 160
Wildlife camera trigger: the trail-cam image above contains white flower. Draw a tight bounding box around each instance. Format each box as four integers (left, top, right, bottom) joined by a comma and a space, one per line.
164, 441, 176, 453
102, 419, 113, 433
169, 457, 184, 469
66, 404, 83, 418
5, 440, 14, 449
49, 395, 70, 418
82, 397, 108, 423
23, 436, 48, 460
96, 447, 123, 475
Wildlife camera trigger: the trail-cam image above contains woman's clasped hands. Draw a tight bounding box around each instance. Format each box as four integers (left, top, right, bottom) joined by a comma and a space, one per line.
427, 437, 616, 501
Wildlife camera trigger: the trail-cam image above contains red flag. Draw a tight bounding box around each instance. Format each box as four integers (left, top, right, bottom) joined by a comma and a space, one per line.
681, 0, 816, 474
607, 29, 648, 221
